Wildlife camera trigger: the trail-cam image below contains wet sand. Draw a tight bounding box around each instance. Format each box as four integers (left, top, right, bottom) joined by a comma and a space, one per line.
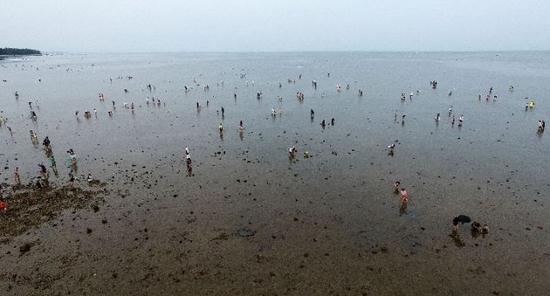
1, 52, 550, 295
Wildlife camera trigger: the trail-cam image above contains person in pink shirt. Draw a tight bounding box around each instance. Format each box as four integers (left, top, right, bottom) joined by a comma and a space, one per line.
399, 188, 409, 215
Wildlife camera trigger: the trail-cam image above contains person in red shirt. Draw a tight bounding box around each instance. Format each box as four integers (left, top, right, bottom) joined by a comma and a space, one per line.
0, 199, 7, 213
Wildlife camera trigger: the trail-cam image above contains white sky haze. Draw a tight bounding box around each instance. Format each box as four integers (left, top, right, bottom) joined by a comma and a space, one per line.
1, 0, 549, 52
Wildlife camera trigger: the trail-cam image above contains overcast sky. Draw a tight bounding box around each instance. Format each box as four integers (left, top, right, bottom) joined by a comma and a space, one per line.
1, 0, 549, 52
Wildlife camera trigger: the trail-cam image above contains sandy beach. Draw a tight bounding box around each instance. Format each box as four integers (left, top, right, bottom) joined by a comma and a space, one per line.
1, 52, 550, 295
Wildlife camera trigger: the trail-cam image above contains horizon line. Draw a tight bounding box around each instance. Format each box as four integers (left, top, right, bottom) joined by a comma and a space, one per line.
40, 49, 550, 55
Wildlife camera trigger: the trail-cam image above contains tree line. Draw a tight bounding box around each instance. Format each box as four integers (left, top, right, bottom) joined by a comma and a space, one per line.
0, 48, 41, 55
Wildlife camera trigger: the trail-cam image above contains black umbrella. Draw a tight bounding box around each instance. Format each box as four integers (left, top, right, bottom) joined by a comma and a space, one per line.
453, 215, 471, 225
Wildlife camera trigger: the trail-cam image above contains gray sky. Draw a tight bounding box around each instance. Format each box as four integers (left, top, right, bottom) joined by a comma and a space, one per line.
2, 0, 550, 52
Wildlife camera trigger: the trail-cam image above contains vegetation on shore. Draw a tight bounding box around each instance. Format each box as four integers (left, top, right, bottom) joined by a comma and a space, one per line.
0, 47, 41, 56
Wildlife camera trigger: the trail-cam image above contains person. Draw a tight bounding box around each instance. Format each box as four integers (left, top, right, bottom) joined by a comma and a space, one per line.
30, 130, 38, 143
14, 167, 21, 185
451, 115, 455, 127
48, 155, 57, 167
185, 146, 190, 156
221, 107, 224, 116
538, 120, 545, 132
38, 164, 48, 179
67, 149, 77, 168
219, 123, 224, 133
435, 113, 440, 122
458, 115, 464, 127
288, 146, 297, 158
43, 136, 51, 148
471, 221, 482, 234
452, 215, 472, 232
393, 181, 400, 194
68, 170, 76, 183
471, 221, 489, 236
185, 154, 192, 170
399, 188, 408, 215
0, 198, 7, 213
387, 144, 395, 156
310, 109, 314, 118
331, 118, 335, 125
321, 120, 326, 128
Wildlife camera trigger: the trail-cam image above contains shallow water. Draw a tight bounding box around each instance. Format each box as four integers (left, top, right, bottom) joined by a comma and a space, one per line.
1, 52, 550, 295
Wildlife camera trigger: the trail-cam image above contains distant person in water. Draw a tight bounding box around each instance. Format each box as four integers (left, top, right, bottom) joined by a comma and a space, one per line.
288, 146, 297, 158
185, 154, 192, 168
14, 167, 21, 185
331, 118, 335, 125
387, 144, 395, 156
30, 130, 38, 143
538, 120, 545, 133
321, 120, 326, 129
399, 188, 408, 215
393, 181, 400, 194
435, 113, 440, 122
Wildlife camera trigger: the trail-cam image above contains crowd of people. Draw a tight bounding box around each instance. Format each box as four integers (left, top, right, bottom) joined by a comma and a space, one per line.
1, 68, 544, 246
